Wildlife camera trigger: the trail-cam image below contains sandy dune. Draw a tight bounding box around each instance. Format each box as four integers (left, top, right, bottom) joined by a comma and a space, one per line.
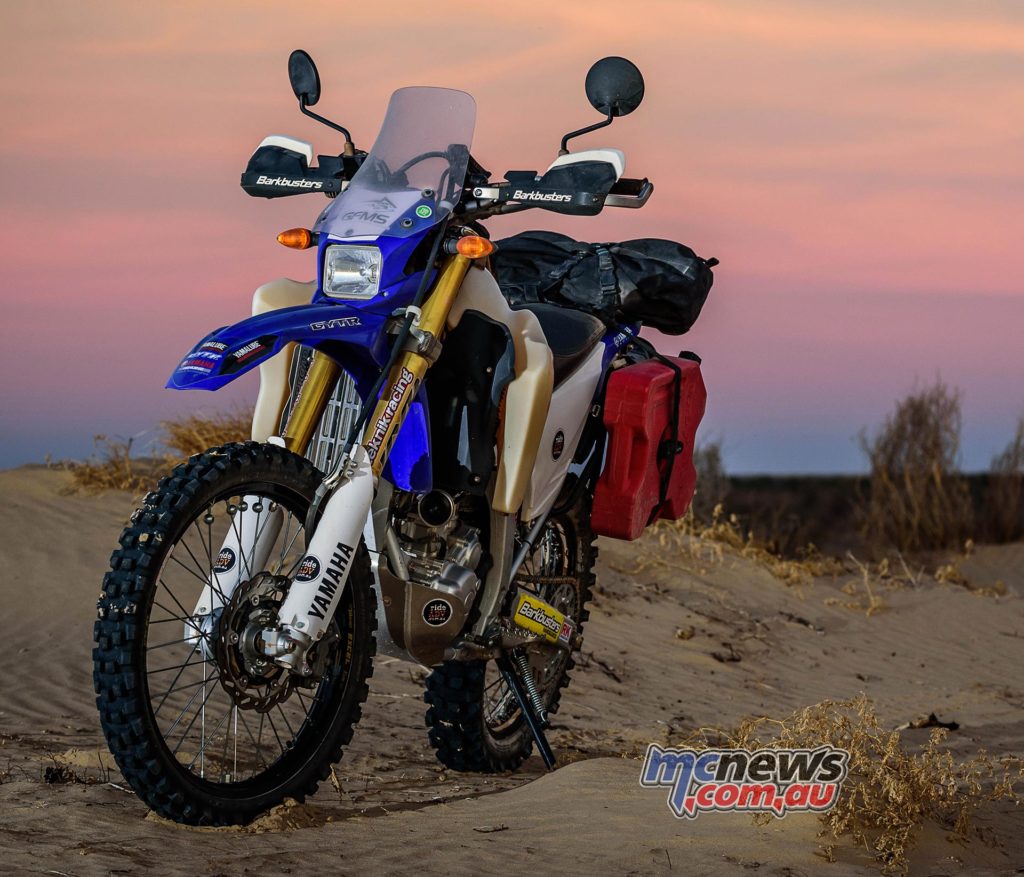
1, 466, 1021, 875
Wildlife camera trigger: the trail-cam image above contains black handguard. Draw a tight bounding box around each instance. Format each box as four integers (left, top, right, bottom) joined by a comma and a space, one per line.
240, 143, 350, 198
502, 160, 619, 216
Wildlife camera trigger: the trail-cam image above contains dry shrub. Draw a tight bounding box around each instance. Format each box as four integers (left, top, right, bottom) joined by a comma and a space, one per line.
691, 439, 729, 524
160, 407, 253, 458
62, 435, 163, 494
684, 696, 1023, 876
984, 417, 1024, 542
64, 407, 253, 494
858, 381, 973, 553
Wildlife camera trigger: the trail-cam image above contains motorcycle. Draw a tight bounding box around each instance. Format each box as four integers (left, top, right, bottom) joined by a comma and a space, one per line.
94, 51, 712, 825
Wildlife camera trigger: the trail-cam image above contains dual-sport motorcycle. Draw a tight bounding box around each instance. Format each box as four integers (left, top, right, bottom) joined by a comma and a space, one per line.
94, 51, 713, 825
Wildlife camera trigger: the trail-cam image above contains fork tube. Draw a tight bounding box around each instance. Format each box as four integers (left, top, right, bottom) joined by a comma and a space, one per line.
361, 254, 472, 476
281, 350, 342, 454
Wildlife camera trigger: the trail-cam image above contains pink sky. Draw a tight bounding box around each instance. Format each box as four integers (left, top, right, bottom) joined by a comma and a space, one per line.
1, 1, 1021, 472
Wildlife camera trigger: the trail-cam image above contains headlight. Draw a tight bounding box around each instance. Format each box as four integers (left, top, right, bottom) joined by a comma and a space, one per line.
322, 244, 382, 299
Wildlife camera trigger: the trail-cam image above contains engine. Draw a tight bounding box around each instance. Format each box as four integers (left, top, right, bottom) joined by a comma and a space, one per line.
377, 490, 484, 665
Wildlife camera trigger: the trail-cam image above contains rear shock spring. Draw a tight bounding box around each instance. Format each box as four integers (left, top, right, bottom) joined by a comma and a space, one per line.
513, 650, 548, 726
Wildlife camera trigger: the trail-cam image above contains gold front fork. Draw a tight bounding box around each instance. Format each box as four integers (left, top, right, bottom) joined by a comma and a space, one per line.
362, 254, 472, 476
279, 253, 473, 468
280, 350, 342, 454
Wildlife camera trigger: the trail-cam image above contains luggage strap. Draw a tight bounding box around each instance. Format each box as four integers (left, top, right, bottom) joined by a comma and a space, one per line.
594, 245, 618, 298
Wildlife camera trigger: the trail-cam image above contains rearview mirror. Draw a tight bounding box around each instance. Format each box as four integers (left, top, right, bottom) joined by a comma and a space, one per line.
585, 56, 644, 118
288, 49, 321, 107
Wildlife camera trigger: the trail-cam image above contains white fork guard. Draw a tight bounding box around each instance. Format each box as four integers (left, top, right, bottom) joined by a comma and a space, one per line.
276, 446, 375, 644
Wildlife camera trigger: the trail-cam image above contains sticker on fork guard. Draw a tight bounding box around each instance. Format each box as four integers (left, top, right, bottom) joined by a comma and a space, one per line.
513, 592, 574, 645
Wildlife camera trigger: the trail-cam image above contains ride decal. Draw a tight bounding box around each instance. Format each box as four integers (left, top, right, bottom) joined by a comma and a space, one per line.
552, 430, 565, 460
365, 367, 417, 463
421, 598, 453, 627
513, 592, 566, 643
294, 555, 321, 583
306, 542, 355, 620
640, 745, 849, 819
213, 547, 236, 573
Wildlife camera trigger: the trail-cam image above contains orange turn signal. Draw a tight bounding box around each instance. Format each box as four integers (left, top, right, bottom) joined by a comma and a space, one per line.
276, 228, 315, 250
455, 235, 495, 259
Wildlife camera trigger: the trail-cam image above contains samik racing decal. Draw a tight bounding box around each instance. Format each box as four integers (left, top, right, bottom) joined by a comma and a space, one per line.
640, 745, 849, 819
513, 591, 574, 645
512, 189, 572, 204
365, 367, 416, 463
306, 542, 354, 620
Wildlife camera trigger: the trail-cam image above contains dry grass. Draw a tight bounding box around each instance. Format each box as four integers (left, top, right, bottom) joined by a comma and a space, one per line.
59, 435, 163, 494
160, 408, 253, 458
62, 407, 252, 494
683, 695, 1023, 876
857, 381, 973, 553
691, 439, 730, 524
620, 504, 846, 587
984, 417, 1024, 543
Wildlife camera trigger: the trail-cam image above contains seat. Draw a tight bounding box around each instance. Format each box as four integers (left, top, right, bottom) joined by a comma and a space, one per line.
513, 302, 606, 384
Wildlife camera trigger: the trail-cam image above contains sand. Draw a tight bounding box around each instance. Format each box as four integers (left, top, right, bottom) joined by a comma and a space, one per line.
0, 466, 1021, 876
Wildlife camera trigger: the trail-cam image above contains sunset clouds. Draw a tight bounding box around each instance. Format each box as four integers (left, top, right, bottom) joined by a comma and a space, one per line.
1, 1, 1021, 470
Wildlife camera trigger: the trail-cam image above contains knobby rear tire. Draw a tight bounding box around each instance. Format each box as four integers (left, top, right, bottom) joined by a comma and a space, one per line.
423, 502, 596, 772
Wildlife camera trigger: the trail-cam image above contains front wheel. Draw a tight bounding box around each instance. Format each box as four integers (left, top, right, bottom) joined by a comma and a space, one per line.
93, 442, 376, 825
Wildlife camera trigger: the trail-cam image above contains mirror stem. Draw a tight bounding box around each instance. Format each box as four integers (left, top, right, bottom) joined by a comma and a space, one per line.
559, 111, 613, 155
300, 97, 353, 148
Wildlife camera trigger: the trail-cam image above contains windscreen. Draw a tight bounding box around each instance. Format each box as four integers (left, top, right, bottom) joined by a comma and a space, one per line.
315, 87, 476, 240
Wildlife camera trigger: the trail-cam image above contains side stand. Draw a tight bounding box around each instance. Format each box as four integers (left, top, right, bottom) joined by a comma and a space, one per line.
496, 654, 557, 770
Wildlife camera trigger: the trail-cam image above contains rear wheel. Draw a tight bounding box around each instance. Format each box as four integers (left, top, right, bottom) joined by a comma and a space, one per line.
424, 501, 596, 772
93, 442, 376, 825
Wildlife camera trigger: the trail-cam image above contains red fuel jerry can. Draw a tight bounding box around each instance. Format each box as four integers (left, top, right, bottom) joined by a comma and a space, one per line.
591, 356, 707, 540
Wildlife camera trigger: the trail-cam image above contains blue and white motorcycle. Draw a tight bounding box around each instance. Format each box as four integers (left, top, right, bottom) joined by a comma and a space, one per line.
94, 51, 696, 826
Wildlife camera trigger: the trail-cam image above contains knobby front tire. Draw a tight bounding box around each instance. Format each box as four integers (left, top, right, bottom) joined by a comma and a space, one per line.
93, 442, 376, 825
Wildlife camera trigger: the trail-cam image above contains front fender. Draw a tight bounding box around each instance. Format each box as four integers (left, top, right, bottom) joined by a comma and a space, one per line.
166, 301, 431, 492
167, 303, 388, 391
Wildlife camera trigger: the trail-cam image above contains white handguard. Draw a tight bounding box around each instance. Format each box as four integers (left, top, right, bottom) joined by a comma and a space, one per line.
274, 446, 375, 668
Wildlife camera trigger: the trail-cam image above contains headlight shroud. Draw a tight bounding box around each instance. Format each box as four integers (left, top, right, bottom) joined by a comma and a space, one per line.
322, 244, 382, 300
